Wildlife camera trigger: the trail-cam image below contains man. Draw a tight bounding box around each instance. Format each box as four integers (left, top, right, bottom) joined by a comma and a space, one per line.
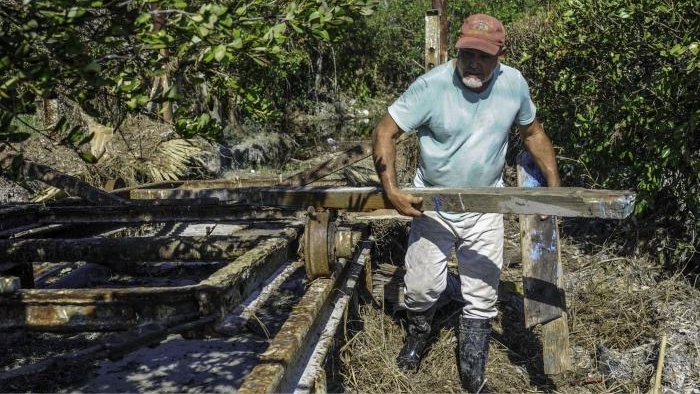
371, 13, 560, 392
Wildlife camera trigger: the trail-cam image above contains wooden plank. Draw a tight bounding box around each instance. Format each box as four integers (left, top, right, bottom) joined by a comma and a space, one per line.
518, 154, 564, 326
0, 235, 266, 263
432, 0, 448, 64
238, 246, 359, 393
129, 186, 635, 219
0, 150, 131, 206
0, 224, 302, 332
201, 224, 303, 311
283, 142, 373, 186
0, 285, 211, 331
284, 242, 370, 393
425, 10, 441, 71
0, 204, 297, 234
541, 313, 572, 375
517, 151, 572, 374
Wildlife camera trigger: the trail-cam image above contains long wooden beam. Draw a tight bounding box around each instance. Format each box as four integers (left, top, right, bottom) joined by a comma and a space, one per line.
0, 285, 211, 331
238, 242, 367, 393
283, 141, 373, 186
0, 150, 131, 206
130, 186, 636, 219
0, 204, 297, 236
0, 235, 268, 263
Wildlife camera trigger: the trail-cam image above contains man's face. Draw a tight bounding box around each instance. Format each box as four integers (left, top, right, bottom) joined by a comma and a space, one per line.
456, 49, 500, 91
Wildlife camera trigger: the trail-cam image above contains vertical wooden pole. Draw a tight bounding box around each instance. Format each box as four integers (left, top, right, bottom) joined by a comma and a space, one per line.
425, 1, 448, 71
432, 0, 448, 64
424, 10, 441, 71
517, 151, 572, 375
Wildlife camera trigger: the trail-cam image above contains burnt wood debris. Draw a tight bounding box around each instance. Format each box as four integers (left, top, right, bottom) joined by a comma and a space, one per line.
0, 144, 634, 392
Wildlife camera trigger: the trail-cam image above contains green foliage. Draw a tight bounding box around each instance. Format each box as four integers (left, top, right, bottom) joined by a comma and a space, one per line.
510, 0, 699, 266
448, 0, 552, 25
0, 0, 377, 147
334, 0, 551, 99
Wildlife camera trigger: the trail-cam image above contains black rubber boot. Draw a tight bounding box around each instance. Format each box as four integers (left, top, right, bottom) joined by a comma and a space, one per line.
458, 317, 491, 393
396, 306, 436, 371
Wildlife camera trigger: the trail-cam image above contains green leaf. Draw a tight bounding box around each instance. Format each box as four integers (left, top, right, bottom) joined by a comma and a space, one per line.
313, 29, 330, 41
669, 44, 684, 56
213, 44, 227, 62
66, 7, 83, 20
79, 151, 97, 164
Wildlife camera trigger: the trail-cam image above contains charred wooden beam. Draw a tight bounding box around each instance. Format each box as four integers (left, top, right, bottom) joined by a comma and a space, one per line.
0, 234, 276, 263
0, 150, 131, 206
130, 186, 636, 219
0, 224, 303, 332
0, 285, 214, 331
238, 241, 370, 393
201, 224, 303, 312
0, 204, 297, 237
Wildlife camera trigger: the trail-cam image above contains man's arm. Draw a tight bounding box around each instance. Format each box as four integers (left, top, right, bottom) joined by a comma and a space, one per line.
372, 113, 423, 217
518, 119, 561, 187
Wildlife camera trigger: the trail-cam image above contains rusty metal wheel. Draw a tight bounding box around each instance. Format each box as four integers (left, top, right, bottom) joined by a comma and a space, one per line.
304, 208, 336, 280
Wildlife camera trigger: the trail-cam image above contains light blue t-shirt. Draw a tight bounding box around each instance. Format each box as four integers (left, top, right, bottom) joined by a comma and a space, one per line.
388, 60, 536, 220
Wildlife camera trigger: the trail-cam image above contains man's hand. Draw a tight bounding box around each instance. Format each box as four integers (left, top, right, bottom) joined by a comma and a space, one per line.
386, 189, 424, 217
372, 114, 424, 216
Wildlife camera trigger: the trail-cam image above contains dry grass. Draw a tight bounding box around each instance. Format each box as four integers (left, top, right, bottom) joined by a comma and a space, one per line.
17, 114, 218, 201
339, 305, 463, 393
339, 215, 700, 394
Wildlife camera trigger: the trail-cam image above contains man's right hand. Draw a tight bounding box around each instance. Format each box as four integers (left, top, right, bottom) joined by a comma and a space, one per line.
386, 189, 424, 217
372, 113, 423, 217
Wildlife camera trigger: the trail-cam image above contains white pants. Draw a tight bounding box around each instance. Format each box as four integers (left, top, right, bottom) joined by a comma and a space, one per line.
403, 211, 504, 319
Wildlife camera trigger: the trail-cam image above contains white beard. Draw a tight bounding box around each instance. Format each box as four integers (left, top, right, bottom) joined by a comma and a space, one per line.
460, 67, 496, 90
461, 75, 483, 89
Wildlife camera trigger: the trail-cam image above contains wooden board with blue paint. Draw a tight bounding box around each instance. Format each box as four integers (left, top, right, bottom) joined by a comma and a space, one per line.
517, 152, 565, 327
129, 185, 636, 219
517, 150, 572, 374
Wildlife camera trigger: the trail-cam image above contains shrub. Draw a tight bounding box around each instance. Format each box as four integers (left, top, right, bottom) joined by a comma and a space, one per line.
509, 0, 699, 268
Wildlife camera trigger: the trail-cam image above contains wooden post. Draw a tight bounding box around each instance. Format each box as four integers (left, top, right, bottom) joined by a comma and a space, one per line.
425, 0, 448, 71
517, 151, 572, 375
424, 9, 441, 71
432, 0, 448, 64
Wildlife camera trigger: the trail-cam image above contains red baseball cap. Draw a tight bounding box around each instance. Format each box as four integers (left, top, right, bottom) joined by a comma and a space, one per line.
454, 14, 505, 56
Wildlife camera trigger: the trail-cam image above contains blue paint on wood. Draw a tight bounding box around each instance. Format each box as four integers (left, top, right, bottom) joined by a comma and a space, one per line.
518, 150, 564, 327
530, 245, 543, 261
517, 151, 547, 188
432, 196, 442, 211
599, 200, 607, 218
